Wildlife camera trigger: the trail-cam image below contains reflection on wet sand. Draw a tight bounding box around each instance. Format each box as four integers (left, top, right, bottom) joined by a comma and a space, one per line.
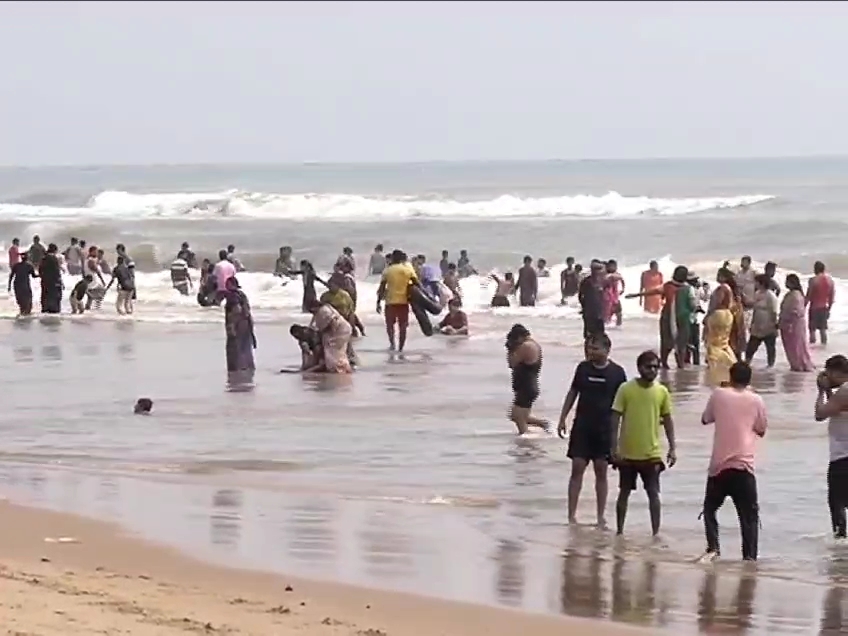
611, 559, 669, 628
560, 546, 606, 619
750, 369, 778, 395
41, 344, 62, 361
495, 538, 525, 607
820, 548, 848, 635
285, 500, 337, 566
697, 568, 757, 634
781, 371, 807, 395
226, 369, 256, 392
13, 346, 34, 362
663, 368, 700, 407
359, 506, 414, 580
210, 488, 243, 549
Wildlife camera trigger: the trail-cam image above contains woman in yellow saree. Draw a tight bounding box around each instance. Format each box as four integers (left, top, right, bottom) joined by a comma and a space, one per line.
704, 284, 737, 385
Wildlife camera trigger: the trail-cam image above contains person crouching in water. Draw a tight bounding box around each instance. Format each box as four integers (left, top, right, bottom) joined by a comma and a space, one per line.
438, 298, 469, 335
320, 274, 364, 363
490, 272, 515, 307
290, 324, 322, 370
70, 275, 92, 314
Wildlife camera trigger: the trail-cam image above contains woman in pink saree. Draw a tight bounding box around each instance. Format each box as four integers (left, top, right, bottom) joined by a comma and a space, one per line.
307, 300, 353, 374
779, 273, 815, 372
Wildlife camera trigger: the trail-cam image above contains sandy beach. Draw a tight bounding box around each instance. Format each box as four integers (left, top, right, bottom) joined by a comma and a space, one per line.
0, 499, 654, 636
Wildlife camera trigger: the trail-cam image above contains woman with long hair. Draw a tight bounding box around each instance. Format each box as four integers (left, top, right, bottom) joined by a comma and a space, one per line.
780, 274, 815, 372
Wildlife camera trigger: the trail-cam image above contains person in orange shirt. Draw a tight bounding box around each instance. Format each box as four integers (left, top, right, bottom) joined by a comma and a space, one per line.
640, 260, 664, 314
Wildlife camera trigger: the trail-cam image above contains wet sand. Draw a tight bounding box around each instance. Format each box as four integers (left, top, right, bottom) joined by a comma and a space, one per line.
0, 500, 650, 636
0, 315, 846, 634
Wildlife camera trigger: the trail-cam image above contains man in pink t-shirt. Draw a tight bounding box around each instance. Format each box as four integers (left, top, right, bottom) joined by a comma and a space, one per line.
699, 361, 767, 562
212, 249, 236, 294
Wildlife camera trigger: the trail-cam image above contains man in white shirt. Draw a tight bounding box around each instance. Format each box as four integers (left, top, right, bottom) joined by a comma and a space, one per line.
213, 249, 236, 296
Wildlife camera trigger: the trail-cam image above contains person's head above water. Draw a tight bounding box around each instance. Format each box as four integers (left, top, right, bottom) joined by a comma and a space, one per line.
447, 298, 461, 314
728, 361, 753, 389
134, 398, 153, 415
505, 323, 530, 351
585, 332, 611, 365
636, 350, 661, 382
227, 244, 236, 253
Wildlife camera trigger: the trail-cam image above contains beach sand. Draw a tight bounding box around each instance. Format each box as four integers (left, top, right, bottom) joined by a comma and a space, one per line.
0, 499, 650, 636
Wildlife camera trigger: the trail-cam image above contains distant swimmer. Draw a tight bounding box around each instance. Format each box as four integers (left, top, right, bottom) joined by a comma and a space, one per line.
489, 272, 515, 307
516, 256, 538, 307
807, 260, 835, 346
560, 256, 579, 304
536, 258, 550, 278
699, 361, 766, 563
506, 323, 549, 434
639, 261, 663, 314
105, 255, 135, 315
170, 256, 193, 296
8, 252, 39, 316
177, 242, 198, 269
439, 250, 450, 277
603, 259, 625, 327
438, 298, 468, 335
134, 398, 153, 415
274, 246, 296, 278
368, 244, 386, 276
70, 275, 92, 314
610, 350, 677, 537
226, 244, 245, 272
457, 250, 478, 278
336, 246, 355, 274
376, 249, 418, 352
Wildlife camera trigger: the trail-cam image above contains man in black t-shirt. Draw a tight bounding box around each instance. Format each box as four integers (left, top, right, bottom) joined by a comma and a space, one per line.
557, 333, 627, 527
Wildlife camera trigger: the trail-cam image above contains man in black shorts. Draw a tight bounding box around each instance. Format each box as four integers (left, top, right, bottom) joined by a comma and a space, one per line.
611, 350, 677, 537
557, 333, 627, 528
579, 260, 606, 339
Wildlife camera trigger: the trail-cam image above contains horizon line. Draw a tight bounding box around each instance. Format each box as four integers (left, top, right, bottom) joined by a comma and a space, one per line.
1, 153, 848, 170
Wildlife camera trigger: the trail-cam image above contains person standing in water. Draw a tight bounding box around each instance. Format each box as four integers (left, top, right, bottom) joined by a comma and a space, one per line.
84, 246, 107, 310
97, 248, 112, 277
516, 256, 538, 307
369, 244, 386, 276
557, 333, 627, 528
274, 246, 296, 278
699, 361, 767, 563
8, 237, 21, 270
376, 249, 418, 352
213, 250, 237, 300
170, 255, 193, 296
611, 350, 677, 537
63, 238, 82, 275
779, 274, 815, 372
579, 261, 606, 338
457, 250, 477, 278
745, 274, 779, 367
8, 252, 38, 316
223, 277, 257, 374
815, 355, 848, 538
439, 250, 450, 277
177, 242, 198, 269
438, 298, 468, 335
226, 244, 245, 272
489, 272, 515, 307
39, 244, 63, 313
292, 259, 327, 313
28, 235, 46, 272
604, 259, 625, 327
70, 275, 92, 314
105, 255, 135, 315
640, 261, 664, 314
536, 258, 550, 278
560, 256, 579, 305
506, 323, 549, 434
807, 260, 835, 346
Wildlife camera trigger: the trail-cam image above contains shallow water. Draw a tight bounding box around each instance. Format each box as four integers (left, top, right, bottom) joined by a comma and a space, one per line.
0, 315, 846, 634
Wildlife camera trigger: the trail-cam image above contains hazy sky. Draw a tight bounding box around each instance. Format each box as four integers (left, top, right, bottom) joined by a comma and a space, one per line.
1, 1, 847, 165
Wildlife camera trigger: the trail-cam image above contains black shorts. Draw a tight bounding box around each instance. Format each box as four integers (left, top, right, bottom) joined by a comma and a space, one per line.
513, 388, 539, 409
810, 307, 829, 331
617, 459, 665, 492
567, 423, 611, 461
583, 316, 605, 339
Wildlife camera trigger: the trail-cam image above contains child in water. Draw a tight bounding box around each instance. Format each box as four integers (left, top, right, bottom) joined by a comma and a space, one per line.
70, 275, 92, 314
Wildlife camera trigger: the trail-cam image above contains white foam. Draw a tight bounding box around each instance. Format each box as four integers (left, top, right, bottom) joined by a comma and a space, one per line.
0, 190, 775, 221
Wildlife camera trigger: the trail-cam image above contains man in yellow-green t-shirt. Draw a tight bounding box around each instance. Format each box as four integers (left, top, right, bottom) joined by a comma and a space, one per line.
611, 350, 677, 537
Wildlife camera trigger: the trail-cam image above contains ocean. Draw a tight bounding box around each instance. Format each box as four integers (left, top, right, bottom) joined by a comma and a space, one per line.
0, 158, 847, 634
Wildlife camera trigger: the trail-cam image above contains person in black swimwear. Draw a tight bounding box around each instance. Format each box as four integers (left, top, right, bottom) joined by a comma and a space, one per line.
506, 323, 550, 434
579, 260, 606, 339
557, 333, 627, 527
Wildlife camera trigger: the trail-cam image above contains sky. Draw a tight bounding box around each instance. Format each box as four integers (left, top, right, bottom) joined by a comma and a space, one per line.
1, 1, 847, 166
